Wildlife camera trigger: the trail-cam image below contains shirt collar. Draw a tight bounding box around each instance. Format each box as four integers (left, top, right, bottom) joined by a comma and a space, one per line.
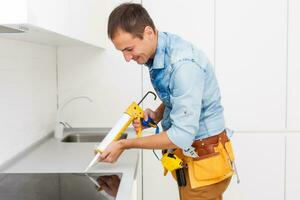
145, 31, 167, 69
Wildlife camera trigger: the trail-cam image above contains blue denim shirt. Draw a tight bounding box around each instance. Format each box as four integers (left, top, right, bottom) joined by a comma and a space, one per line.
145, 32, 233, 150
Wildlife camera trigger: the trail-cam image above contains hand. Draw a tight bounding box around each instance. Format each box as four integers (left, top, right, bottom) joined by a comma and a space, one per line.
97, 175, 120, 197
132, 108, 157, 134
98, 140, 125, 163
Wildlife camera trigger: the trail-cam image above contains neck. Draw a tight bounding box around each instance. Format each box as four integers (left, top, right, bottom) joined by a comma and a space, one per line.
150, 30, 159, 59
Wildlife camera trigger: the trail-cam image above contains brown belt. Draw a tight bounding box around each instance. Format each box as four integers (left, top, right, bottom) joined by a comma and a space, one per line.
192, 130, 229, 158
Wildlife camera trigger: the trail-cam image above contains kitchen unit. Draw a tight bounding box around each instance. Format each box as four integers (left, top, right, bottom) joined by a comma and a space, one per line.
0, 0, 143, 199
0, 0, 107, 47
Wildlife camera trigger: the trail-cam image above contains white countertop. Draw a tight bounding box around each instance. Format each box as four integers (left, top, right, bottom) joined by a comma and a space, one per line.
0, 129, 140, 200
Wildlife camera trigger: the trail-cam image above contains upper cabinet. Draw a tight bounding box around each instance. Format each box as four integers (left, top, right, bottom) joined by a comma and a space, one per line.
0, 0, 107, 48
287, 0, 300, 130
215, 0, 287, 131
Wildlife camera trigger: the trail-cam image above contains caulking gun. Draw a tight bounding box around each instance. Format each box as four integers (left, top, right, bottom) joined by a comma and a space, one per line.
84, 91, 158, 172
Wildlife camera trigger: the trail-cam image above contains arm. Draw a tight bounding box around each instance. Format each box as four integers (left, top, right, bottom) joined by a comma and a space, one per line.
121, 131, 177, 149
100, 62, 205, 163
153, 103, 165, 123
99, 131, 177, 163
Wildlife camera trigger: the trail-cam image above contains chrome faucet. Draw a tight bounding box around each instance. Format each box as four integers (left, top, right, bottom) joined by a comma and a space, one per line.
55, 96, 93, 139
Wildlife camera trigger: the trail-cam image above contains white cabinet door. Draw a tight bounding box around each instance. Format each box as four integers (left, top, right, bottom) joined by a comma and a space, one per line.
0, 0, 107, 47
287, 0, 300, 130
224, 133, 285, 200
143, 149, 179, 200
286, 134, 300, 200
215, 0, 287, 131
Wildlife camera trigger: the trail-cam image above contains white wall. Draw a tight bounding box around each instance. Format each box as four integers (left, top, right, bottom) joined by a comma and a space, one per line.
56, 44, 142, 127
0, 38, 57, 166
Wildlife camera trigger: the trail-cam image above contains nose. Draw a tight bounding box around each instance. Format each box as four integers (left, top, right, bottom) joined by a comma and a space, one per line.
123, 52, 133, 62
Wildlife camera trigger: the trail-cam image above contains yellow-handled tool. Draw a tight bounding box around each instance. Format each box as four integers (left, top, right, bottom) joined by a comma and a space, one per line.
84, 91, 157, 172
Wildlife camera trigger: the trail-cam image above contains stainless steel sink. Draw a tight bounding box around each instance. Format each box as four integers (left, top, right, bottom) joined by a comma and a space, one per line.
61, 131, 127, 143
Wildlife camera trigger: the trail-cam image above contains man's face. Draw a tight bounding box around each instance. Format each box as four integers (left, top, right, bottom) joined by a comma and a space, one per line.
112, 27, 157, 64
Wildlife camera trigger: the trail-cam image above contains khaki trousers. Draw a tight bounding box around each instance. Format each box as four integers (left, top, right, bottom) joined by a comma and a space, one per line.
178, 169, 232, 200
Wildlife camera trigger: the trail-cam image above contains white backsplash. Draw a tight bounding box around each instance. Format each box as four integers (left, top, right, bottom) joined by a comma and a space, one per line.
0, 38, 57, 165
57, 43, 142, 128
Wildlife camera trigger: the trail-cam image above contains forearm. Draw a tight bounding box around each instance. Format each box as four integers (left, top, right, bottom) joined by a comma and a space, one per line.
121, 131, 178, 150
154, 103, 165, 123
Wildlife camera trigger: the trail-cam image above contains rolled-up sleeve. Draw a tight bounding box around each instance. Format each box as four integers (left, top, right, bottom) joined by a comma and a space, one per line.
166, 61, 205, 150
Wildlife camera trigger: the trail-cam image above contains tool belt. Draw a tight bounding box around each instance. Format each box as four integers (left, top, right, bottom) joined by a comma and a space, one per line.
172, 130, 235, 189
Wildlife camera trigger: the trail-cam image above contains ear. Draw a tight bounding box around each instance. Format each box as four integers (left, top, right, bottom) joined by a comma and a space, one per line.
144, 26, 155, 38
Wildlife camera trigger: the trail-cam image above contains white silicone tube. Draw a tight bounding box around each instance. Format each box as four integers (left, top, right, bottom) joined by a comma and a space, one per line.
84, 113, 131, 172
97, 113, 131, 152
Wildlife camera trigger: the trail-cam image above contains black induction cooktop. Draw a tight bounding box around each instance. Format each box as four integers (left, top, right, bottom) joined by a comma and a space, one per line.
0, 173, 122, 200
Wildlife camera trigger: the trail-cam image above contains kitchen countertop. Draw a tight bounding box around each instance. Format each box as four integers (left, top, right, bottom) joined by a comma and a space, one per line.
0, 128, 140, 200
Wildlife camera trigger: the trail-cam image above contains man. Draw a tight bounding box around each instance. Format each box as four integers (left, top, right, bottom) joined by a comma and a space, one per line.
99, 3, 236, 200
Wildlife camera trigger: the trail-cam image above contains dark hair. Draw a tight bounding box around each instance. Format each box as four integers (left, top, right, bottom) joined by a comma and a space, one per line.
107, 3, 156, 39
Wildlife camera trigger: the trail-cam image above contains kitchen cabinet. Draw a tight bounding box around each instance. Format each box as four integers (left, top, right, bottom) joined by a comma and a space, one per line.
286, 134, 300, 200
0, 0, 107, 47
143, 149, 179, 200
224, 133, 285, 200
215, 0, 287, 131
287, 0, 300, 130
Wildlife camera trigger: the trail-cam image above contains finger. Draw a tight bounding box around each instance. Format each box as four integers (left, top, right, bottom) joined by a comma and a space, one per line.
133, 124, 141, 129
133, 120, 141, 126
143, 113, 148, 121
144, 108, 154, 121
99, 180, 110, 189
102, 156, 114, 163
135, 127, 142, 135
111, 175, 120, 183
99, 152, 109, 161
133, 118, 141, 123
98, 176, 109, 185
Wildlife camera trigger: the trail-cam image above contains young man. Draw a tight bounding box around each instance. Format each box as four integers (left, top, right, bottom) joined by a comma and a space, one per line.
100, 3, 236, 200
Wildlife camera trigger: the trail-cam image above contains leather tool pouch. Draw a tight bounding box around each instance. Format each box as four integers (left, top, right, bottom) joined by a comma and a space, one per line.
173, 132, 235, 189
